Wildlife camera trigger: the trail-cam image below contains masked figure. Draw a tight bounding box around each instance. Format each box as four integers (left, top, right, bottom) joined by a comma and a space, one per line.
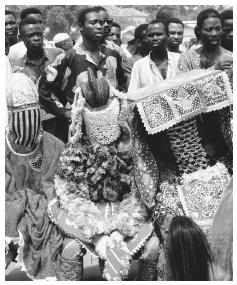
48, 68, 160, 281
127, 68, 232, 280
5, 72, 64, 280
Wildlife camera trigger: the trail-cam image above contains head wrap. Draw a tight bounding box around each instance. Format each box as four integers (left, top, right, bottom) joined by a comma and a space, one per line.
53, 33, 70, 44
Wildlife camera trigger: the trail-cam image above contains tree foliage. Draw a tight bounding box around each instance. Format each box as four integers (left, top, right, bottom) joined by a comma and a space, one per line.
45, 6, 70, 38
5, 4, 232, 38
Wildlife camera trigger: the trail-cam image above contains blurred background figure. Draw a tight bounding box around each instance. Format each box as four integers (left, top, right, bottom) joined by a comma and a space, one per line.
108, 22, 133, 58
5, 10, 19, 47
53, 33, 73, 51
167, 18, 184, 53
127, 24, 150, 66
108, 22, 122, 46
220, 10, 233, 52
188, 25, 202, 50
156, 5, 179, 20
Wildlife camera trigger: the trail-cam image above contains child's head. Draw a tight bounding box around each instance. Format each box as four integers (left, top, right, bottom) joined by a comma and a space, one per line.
166, 216, 213, 281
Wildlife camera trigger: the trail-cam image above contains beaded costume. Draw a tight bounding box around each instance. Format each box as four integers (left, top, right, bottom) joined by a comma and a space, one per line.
127, 67, 232, 280
48, 68, 159, 280
5, 72, 64, 280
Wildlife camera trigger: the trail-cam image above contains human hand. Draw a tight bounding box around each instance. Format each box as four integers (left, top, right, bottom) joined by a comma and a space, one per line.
214, 55, 233, 71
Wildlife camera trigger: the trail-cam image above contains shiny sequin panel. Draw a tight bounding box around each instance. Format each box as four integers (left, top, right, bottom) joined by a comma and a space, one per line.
136, 71, 232, 134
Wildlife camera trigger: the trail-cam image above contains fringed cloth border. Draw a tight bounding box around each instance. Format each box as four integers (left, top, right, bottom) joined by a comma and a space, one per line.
128, 70, 232, 135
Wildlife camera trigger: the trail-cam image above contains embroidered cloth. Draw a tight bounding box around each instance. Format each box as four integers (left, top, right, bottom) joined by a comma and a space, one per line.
128, 69, 232, 134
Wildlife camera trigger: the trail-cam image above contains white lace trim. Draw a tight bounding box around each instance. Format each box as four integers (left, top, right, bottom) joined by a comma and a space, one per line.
135, 70, 232, 135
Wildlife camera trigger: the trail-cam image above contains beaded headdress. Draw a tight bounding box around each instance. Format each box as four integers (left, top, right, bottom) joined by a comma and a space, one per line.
6, 72, 42, 149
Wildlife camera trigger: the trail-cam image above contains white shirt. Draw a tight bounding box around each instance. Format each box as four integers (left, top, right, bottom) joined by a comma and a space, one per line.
8, 41, 26, 66
5, 56, 12, 129
128, 51, 180, 92
8, 40, 56, 67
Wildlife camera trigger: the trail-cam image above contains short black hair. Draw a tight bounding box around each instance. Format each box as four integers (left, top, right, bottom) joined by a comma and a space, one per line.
19, 17, 41, 36
196, 8, 222, 30
111, 22, 121, 29
156, 6, 178, 20
20, 7, 42, 20
195, 8, 222, 41
221, 9, 233, 21
78, 7, 98, 25
5, 10, 17, 19
167, 17, 184, 28
94, 6, 107, 12
147, 18, 168, 35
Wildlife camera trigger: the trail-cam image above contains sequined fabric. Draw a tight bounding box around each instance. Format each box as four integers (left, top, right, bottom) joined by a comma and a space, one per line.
135, 70, 232, 135
154, 163, 230, 241
152, 47, 233, 281
83, 97, 121, 145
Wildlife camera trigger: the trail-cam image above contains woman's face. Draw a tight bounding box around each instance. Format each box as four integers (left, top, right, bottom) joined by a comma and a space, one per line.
200, 17, 222, 48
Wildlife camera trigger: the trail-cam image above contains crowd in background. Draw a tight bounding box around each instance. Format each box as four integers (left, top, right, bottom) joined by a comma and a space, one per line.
5, 5, 233, 282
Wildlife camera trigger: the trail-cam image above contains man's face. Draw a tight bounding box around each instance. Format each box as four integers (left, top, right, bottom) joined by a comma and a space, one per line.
21, 23, 43, 51
5, 14, 18, 39
200, 17, 222, 48
222, 19, 233, 50
98, 10, 113, 39
80, 12, 104, 42
167, 23, 184, 48
147, 23, 167, 52
108, 26, 122, 46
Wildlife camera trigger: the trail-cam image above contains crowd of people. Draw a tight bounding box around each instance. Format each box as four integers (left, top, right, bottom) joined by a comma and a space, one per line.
5, 5, 233, 281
